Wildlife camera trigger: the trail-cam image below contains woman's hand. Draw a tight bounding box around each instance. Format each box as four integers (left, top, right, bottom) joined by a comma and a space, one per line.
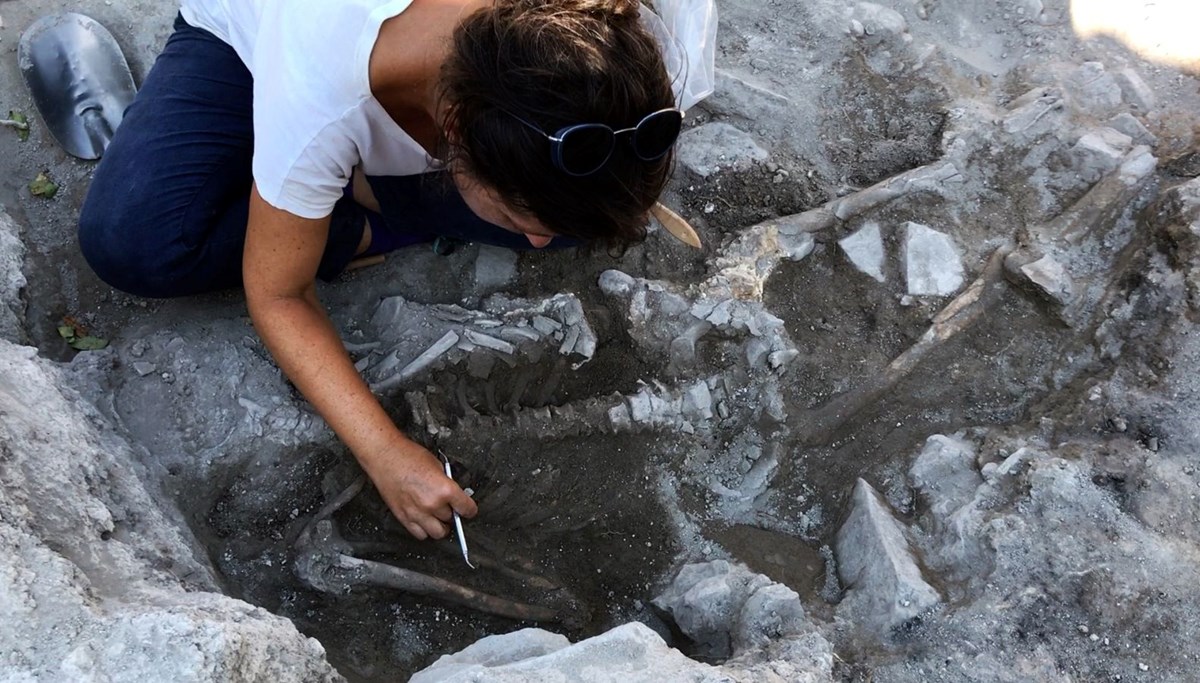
243, 186, 476, 540
360, 435, 478, 540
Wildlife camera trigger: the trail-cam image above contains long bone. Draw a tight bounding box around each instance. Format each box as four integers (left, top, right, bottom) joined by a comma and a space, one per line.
792, 245, 1013, 446
294, 477, 581, 626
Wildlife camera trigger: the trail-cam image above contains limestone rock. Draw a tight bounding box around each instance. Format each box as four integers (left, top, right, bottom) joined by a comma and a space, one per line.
1115, 67, 1156, 112
0, 210, 26, 343
1107, 113, 1157, 147
835, 479, 941, 636
1018, 254, 1075, 307
474, 245, 519, 293
901, 222, 964, 296
677, 123, 769, 177
653, 560, 813, 659
909, 434, 982, 520
411, 623, 730, 682
849, 3, 908, 48
0, 340, 342, 682
411, 629, 570, 682
1064, 62, 1123, 118
1072, 127, 1133, 183
848, 3, 915, 76
839, 221, 886, 282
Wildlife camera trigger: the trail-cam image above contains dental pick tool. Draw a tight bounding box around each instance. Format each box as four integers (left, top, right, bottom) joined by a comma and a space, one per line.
441, 454, 476, 569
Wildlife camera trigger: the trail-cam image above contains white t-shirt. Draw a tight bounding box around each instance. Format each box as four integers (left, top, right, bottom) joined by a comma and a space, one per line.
179, 0, 436, 219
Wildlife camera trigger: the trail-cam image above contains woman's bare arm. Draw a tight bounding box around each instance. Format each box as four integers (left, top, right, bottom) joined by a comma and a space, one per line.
243, 185, 476, 539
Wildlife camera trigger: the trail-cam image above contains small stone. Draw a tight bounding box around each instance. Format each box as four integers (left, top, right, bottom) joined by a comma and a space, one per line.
473, 246, 518, 292
1072, 128, 1133, 182
1019, 255, 1075, 307
1065, 62, 1123, 118
598, 270, 636, 297
839, 221, 886, 283
1090, 633, 1101, 642
1115, 68, 1156, 111
132, 361, 157, 377
717, 401, 731, 420
1139, 663, 1149, 672
681, 382, 714, 421
1078, 624, 1090, 634
902, 222, 964, 296
1107, 113, 1157, 147
676, 123, 769, 178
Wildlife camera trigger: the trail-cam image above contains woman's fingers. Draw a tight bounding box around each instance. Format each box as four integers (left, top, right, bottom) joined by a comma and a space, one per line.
404, 520, 429, 541
421, 515, 450, 540
450, 488, 479, 518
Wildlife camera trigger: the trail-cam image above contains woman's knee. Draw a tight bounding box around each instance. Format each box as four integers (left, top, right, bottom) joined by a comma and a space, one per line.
78, 195, 169, 297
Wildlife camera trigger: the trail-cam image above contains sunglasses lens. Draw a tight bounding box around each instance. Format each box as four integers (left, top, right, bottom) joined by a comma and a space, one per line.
559, 125, 616, 175
632, 110, 683, 161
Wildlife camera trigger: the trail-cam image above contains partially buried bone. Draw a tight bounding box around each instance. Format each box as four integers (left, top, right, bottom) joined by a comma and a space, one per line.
792, 245, 1012, 446
293, 476, 586, 627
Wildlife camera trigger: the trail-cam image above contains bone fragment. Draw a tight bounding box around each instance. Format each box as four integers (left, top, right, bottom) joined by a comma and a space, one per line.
463, 329, 516, 355
372, 331, 460, 393
340, 554, 561, 622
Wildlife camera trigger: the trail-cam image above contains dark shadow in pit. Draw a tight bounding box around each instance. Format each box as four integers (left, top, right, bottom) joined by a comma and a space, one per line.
203, 429, 680, 681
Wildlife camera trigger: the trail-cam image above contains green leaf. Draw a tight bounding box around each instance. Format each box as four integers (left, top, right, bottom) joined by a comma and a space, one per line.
29, 172, 58, 199
69, 336, 108, 351
57, 325, 76, 339
7, 111, 29, 142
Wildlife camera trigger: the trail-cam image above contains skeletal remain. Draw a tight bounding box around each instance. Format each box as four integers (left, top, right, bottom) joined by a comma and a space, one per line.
792, 246, 1013, 446
706, 160, 962, 297
372, 331, 460, 393
420, 374, 753, 442
365, 293, 596, 393
294, 476, 586, 627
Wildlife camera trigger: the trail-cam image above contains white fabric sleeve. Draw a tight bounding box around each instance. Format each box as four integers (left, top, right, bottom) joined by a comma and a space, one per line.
252, 121, 358, 220
248, 3, 366, 219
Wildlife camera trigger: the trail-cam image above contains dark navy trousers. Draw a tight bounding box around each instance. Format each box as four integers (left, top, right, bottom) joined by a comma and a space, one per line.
79, 15, 561, 298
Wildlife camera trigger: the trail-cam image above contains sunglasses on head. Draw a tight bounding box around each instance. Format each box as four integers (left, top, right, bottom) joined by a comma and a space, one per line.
505, 108, 684, 177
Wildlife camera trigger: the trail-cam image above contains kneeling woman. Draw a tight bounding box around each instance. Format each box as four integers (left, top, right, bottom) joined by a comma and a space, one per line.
78, 0, 680, 541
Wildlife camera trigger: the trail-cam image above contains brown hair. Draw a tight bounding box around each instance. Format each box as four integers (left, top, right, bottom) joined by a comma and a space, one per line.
440, 0, 676, 246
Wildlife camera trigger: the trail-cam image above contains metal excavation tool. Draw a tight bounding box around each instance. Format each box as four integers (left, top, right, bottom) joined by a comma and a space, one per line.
19, 13, 137, 160
441, 454, 476, 569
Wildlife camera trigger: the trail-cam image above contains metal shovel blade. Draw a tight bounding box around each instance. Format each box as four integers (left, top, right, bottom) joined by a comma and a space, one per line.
18, 13, 137, 160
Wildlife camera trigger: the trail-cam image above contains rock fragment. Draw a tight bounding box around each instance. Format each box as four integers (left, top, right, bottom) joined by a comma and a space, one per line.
835, 479, 941, 636
838, 221, 886, 282
653, 560, 815, 659
676, 123, 769, 177
1114, 67, 1156, 112
1071, 128, 1133, 182
1106, 113, 1157, 147
411, 623, 730, 682
1064, 62, 1122, 117
473, 246, 518, 292
901, 222, 964, 296
1018, 254, 1075, 307
0, 210, 26, 343
909, 434, 981, 520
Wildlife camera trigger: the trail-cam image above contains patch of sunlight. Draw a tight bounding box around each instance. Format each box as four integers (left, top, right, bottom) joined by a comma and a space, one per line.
1071, 0, 1200, 71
